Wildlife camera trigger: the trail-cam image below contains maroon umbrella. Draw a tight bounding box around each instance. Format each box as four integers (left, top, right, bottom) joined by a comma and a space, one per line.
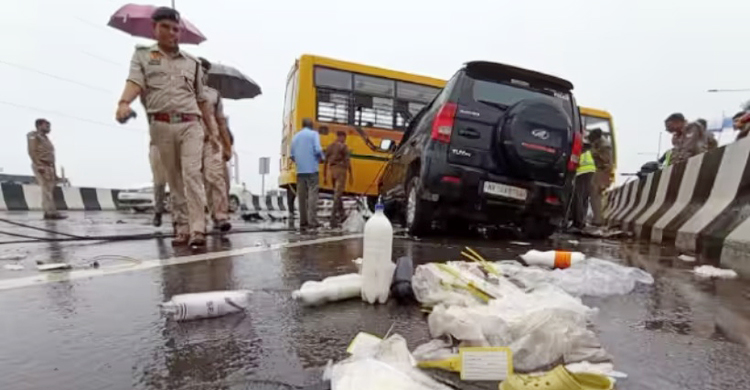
107, 4, 206, 45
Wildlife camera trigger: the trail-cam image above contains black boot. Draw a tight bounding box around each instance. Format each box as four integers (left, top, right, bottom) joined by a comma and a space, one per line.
153, 212, 162, 227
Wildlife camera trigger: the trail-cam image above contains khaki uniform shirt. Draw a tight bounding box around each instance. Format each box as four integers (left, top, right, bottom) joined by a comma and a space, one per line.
202, 86, 225, 141
591, 138, 613, 172
127, 44, 205, 115
325, 141, 350, 168
671, 122, 706, 165
27, 131, 55, 167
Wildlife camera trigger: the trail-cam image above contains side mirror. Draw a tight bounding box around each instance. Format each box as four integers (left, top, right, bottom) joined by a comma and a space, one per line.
379, 139, 395, 152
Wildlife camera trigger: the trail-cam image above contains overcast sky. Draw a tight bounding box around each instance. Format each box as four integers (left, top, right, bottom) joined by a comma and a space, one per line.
1, 0, 748, 191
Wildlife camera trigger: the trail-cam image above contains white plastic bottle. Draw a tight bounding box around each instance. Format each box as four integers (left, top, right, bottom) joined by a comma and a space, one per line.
520, 250, 585, 269
292, 274, 363, 306
160, 290, 252, 321
360, 203, 395, 304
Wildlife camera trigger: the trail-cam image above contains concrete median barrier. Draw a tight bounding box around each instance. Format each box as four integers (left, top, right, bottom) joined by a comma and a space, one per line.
0, 183, 122, 211
603, 136, 750, 270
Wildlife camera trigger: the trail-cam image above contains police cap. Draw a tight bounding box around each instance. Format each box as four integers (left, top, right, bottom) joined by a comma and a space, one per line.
152, 7, 180, 23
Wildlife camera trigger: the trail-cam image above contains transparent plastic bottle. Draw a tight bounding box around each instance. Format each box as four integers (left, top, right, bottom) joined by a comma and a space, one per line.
361, 203, 395, 304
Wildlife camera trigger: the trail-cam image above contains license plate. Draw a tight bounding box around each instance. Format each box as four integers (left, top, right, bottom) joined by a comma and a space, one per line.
483, 181, 528, 201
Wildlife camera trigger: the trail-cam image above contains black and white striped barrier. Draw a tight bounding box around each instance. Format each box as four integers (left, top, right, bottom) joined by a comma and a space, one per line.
0, 183, 121, 211
604, 136, 750, 274
240, 195, 365, 221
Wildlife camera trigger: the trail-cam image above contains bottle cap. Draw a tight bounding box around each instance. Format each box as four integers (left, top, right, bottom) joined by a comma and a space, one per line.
375, 203, 384, 211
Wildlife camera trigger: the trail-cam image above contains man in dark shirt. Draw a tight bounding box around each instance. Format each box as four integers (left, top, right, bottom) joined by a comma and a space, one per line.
324, 131, 354, 228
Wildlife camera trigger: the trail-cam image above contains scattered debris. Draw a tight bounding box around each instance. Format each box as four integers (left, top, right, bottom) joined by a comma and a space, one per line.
3, 264, 24, 271
292, 274, 362, 306
324, 334, 453, 390
678, 254, 696, 262
520, 250, 585, 269
565, 361, 628, 379
0, 253, 27, 261
37, 263, 72, 271
352, 258, 363, 273
693, 265, 738, 279
160, 290, 252, 321
510, 241, 531, 246
567, 240, 580, 245
391, 256, 415, 303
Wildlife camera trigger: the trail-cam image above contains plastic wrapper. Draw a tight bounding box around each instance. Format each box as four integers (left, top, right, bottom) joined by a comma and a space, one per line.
160, 290, 252, 321
693, 265, 738, 279
292, 274, 362, 306
495, 258, 654, 297
325, 334, 452, 390
412, 262, 522, 307
425, 285, 605, 372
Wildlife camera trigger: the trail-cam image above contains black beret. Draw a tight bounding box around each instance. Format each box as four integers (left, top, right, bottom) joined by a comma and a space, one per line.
152, 7, 180, 22
665, 112, 685, 123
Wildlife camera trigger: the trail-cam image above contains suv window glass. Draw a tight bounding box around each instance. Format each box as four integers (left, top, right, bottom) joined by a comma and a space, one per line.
471, 79, 573, 117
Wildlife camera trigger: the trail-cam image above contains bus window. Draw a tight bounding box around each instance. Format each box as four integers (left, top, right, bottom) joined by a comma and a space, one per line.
582, 115, 613, 143
314, 66, 440, 131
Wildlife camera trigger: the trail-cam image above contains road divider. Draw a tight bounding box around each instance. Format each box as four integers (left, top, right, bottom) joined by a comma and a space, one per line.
0, 183, 121, 211
604, 136, 750, 273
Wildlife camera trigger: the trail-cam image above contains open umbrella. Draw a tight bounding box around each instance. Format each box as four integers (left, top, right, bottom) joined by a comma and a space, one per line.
207, 63, 262, 99
107, 4, 207, 45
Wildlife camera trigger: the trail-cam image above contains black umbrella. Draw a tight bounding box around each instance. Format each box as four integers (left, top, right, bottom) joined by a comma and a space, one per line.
207, 63, 262, 99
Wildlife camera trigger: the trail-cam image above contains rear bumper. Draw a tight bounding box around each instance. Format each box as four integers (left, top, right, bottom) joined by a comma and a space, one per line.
422, 159, 568, 223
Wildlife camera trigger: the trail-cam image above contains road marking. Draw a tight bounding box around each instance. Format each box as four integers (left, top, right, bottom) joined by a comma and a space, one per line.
0, 234, 363, 291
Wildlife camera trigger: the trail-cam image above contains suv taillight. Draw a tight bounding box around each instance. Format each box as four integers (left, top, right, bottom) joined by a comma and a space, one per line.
431, 103, 457, 143
568, 131, 583, 171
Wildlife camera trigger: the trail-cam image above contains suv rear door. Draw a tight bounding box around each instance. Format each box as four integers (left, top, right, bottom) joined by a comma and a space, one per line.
447, 62, 579, 184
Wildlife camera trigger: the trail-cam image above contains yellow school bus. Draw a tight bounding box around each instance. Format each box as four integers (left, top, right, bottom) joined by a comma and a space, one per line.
279, 54, 446, 205
579, 107, 617, 181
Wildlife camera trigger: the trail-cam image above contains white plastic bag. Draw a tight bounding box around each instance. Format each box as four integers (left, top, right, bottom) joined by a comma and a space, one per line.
693, 265, 738, 278
292, 274, 362, 306
326, 334, 452, 390
342, 208, 367, 233
160, 290, 252, 321
496, 258, 654, 297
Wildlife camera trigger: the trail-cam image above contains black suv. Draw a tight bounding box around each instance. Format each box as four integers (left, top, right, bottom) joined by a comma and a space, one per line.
378, 61, 582, 238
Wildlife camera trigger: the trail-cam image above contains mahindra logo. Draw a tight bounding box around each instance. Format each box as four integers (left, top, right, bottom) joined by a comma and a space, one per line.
451, 149, 471, 157
532, 129, 550, 140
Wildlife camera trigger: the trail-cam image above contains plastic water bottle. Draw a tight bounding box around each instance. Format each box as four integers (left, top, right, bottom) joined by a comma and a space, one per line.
361, 202, 395, 304
160, 290, 252, 321
292, 274, 362, 306
390, 256, 415, 303
520, 250, 585, 269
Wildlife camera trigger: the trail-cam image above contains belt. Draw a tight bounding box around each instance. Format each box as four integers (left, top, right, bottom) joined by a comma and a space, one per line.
149, 113, 200, 124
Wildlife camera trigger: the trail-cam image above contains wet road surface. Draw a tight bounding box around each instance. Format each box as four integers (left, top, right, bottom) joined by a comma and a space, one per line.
1, 211, 750, 390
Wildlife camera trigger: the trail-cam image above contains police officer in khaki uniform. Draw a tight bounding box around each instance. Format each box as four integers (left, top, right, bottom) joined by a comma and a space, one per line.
588, 129, 613, 227
115, 7, 218, 247
665, 113, 706, 166
323, 131, 354, 228
198, 58, 231, 232
27, 119, 66, 220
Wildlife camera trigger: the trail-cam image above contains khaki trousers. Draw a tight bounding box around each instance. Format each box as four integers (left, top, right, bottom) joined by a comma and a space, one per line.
32, 164, 56, 214
330, 166, 347, 227
149, 120, 206, 235
149, 144, 168, 214
203, 140, 229, 222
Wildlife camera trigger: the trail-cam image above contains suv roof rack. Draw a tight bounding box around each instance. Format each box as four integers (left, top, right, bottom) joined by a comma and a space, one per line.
463, 61, 574, 91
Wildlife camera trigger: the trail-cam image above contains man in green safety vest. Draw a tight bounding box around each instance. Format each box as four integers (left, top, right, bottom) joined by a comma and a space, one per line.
571, 143, 596, 230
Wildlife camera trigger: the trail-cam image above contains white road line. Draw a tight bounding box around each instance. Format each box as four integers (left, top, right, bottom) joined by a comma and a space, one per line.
0, 234, 363, 291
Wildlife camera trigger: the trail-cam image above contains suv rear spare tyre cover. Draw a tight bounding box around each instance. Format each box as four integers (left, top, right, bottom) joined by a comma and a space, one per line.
495, 98, 571, 179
